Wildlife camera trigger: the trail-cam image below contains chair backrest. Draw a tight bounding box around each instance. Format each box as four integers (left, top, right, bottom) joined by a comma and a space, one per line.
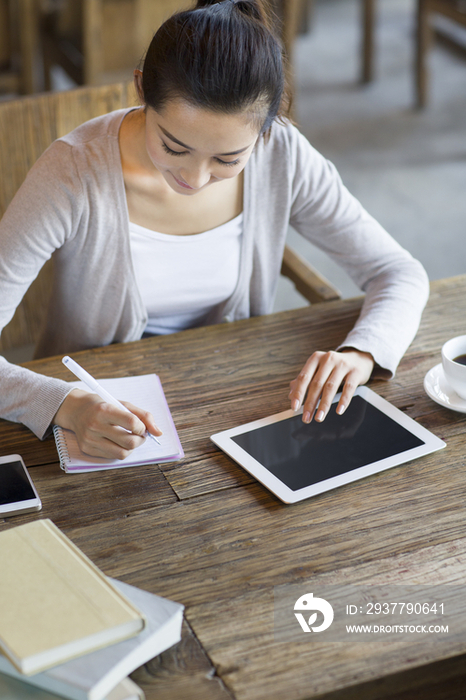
0, 81, 137, 352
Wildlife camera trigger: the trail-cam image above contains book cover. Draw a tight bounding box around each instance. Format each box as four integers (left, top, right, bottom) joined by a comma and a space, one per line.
53, 374, 184, 473
0, 578, 183, 700
0, 673, 145, 700
0, 520, 145, 675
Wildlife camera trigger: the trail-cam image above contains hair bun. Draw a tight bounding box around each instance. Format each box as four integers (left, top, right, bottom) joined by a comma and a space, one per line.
195, 0, 269, 26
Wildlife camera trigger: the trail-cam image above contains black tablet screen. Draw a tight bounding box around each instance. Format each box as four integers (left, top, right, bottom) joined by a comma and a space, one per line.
231, 396, 424, 491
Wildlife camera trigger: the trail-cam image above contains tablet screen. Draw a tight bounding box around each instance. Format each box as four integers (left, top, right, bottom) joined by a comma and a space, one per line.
231, 395, 424, 492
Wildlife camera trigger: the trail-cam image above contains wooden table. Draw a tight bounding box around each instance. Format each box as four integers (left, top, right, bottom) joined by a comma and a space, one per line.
1, 275, 466, 700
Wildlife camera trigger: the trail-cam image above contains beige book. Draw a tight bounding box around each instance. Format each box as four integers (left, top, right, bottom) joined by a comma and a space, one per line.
0, 520, 145, 675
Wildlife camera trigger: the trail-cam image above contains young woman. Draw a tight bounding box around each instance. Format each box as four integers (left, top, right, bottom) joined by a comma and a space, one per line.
0, 0, 429, 460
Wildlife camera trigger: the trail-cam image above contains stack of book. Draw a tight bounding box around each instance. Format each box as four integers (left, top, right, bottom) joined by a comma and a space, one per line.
0, 519, 184, 700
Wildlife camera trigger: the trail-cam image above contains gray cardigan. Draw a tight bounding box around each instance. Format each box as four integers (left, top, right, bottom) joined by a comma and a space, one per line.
0, 109, 429, 438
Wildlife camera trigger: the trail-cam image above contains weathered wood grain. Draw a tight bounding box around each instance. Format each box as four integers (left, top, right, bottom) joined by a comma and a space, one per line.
186, 537, 466, 700
42, 437, 466, 610
0, 420, 58, 467
315, 653, 466, 700
130, 620, 233, 700
1, 276, 466, 699
0, 461, 178, 529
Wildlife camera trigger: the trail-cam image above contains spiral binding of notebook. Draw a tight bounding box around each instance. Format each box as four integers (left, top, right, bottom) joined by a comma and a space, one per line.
52, 425, 71, 471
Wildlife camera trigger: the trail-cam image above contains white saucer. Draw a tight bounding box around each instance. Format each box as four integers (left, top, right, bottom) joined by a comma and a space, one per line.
424, 363, 466, 413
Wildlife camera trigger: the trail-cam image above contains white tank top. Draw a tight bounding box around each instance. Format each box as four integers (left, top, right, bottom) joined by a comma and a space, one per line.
129, 214, 243, 335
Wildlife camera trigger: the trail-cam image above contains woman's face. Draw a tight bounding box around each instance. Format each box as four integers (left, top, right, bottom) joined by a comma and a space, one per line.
144, 99, 261, 195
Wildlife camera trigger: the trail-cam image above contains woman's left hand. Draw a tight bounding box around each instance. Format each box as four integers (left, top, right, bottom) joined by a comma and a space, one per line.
288, 349, 375, 423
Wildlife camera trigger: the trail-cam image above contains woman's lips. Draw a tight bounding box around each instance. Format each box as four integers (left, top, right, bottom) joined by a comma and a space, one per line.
173, 175, 194, 190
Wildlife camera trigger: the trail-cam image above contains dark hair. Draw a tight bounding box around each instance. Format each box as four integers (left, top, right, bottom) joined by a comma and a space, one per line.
141, 0, 288, 136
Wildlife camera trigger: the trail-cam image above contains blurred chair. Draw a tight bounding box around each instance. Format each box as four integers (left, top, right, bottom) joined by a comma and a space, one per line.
361, 0, 466, 106
41, 0, 190, 88
416, 0, 466, 107
0, 81, 340, 355
280, 246, 341, 305
0, 0, 40, 95
274, 0, 310, 58
270, 0, 314, 60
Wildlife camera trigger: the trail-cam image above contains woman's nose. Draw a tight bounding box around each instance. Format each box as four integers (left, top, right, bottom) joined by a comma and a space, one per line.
180, 165, 211, 189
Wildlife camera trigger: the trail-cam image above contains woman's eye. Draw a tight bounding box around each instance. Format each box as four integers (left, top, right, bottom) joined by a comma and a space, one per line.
161, 141, 240, 167
216, 158, 240, 167
161, 142, 186, 156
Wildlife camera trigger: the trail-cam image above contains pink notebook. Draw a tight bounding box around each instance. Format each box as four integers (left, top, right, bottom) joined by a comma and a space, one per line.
53, 374, 183, 473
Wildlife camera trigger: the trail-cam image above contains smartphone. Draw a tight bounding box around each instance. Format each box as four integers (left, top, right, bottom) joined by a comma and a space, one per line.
0, 454, 42, 516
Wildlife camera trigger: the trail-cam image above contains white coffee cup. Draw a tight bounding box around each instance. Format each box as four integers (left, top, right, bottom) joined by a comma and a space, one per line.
441, 335, 466, 400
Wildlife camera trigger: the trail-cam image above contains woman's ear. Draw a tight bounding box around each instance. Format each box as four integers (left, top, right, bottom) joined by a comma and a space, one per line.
133, 69, 144, 105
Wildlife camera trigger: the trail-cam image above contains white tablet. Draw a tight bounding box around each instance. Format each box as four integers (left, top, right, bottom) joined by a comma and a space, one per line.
210, 386, 446, 504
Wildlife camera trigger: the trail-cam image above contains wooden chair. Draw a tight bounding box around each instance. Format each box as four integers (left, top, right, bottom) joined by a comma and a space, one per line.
0, 82, 339, 355
0, 0, 40, 95
416, 0, 466, 107
361, 0, 466, 106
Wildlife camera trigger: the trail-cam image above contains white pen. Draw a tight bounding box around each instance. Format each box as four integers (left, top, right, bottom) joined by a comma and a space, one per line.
62, 356, 161, 445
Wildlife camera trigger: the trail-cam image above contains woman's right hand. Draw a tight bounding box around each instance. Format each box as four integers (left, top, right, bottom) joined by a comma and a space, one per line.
53, 389, 162, 459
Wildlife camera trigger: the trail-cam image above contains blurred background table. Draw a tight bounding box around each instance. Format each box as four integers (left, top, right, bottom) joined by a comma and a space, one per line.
1, 275, 466, 699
